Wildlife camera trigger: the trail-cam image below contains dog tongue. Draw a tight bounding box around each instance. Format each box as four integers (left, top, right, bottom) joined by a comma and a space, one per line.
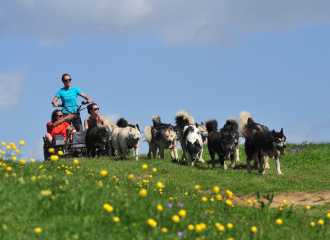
272, 156, 275, 159
225, 151, 230, 158
280, 149, 285, 155
169, 143, 173, 148
205, 140, 208, 144
136, 143, 139, 147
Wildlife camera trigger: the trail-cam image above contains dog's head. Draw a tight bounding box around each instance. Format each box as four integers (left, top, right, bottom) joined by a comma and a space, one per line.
161, 124, 177, 148
196, 122, 208, 143
128, 126, 141, 147
271, 128, 286, 155
186, 138, 202, 162
95, 127, 110, 149
221, 132, 237, 158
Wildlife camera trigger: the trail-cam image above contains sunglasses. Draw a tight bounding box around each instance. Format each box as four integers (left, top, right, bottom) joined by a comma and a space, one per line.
93, 108, 99, 111
63, 79, 71, 82
57, 115, 63, 117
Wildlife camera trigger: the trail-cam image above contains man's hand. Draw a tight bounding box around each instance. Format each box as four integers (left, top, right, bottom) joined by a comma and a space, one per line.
66, 114, 75, 120
67, 126, 75, 132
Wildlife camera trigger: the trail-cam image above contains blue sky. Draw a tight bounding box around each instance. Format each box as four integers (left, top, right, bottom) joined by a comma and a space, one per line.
0, 1, 329, 161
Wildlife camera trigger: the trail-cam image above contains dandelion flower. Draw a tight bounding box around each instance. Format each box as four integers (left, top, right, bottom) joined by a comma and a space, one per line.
195, 224, 202, 232
306, 205, 310, 210
178, 209, 186, 218
217, 194, 222, 200
291, 201, 295, 205
100, 170, 108, 176
15, 149, 20, 153
152, 168, 157, 173
200, 223, 206, 229
310, 222, 315, 227
50, 155, 59, 161
30, 159, 35, 163
157, 182, 164, 188
142, 164, 148, 169
41, 190, 52, 196
157, 205, 163, 211
213, 186, 220, 192
327, 213, 330, 218
6, 145, 11, 150
225, 199, 232, 206
247, 199, 251, 204
113, 217, 120, 222
227, 223, 233, 229
188, 224, 194, 230
6, 167, 12, 171
251, 226, 257, 233
19, 141, 25, 146
48, 148, 55, 153
279, 208, 283, 211
19, 159, 25, 165
210, 198, 214, 202
218, 225, 225, 231
58, 150, 63, 156
128, 174, 134, 180
202, 197, 207, 202
31, 176, 36, 181
172, 215, 180, 223
318, 219, 324, 225
1, 142, 5, 146
34, 228, 42, 233
139, 189, 147, 197
194, 185, 200, 189
147, 219, 157, 228
161, 228, 168, 233
282, 200, 287, 204
276, 219, 283, 225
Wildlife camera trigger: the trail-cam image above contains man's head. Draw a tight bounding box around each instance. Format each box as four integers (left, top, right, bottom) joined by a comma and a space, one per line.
51, 110, 64, 123
62, 73, 71, 88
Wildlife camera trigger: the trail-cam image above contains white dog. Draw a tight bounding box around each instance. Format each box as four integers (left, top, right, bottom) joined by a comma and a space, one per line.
112, 125, 141, 160
182, 125, 203, 166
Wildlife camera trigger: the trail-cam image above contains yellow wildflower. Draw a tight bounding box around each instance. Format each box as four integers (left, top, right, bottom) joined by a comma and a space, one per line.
225, 199, 232, 206
194, 185, 200, 189
152, 168, 157, 173
318, 219, 324, 225
142, 164, 148, 169
213, 186, 220, 192
291, 201, 295, 205
310, 222, 315, 227
327, 213, 330, 218
195, 224, 202, 232
100, 170, 108, 176
139, 189, 147, 197
157, 182, 164, 188
15, 149, 20, 153
34, 228, 42, 233
6, 145, 11, 150
147, 218, 157, 228
58, 150, 63, 156
50, 155, 59, 161
31, 176, 37, 181
247, 199, 251, 204
19, 159, 25, 165
30, 159, 35, 163
48, 148, 55, 153
41, 190, 52, 196
169, 197, 174, 200
251, 226, 257, 233
227, 223, 233, 229
6, 166, 12, 171
161, 228, 168, 233
18, 177, 25, 184
73, 159, 79, 164
113, 217, 120, 222
19, 141, 25, 146
178, 209, 186, 218
200, 223, 206, 229
188, 224, 194, 230
276, 219, 283, 225
157, 205, 163, 212
210, 198, 214, 202
282, 200, 287, 204
218, 225, 225, 231
217, 194, 222, 201
202, 197, 207, 202
1, 142, 5, 146
172, 215, 180, 223
128, 174, 134, 180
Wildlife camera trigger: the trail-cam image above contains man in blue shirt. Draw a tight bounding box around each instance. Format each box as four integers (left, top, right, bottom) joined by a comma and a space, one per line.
51, 73, 93, 131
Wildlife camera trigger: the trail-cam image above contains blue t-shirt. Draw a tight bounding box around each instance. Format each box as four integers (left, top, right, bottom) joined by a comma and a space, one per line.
55, 86, 82, 114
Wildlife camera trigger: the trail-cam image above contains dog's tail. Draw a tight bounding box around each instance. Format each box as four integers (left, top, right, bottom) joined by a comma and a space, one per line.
104, 119, 118, 132
175, 110, 195, 129
225, 117, 239, 131
116, 118, 128, 128
152, 115, 161, 127
239, 111, 253, 139
205, 120, 218, 133
144, 126, 153, 143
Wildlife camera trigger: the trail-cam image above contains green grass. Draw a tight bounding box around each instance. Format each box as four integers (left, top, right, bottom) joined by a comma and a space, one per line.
0, 142, 329, 239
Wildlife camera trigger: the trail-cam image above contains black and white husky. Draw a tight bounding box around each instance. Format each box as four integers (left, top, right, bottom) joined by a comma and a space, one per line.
240, 111, 286, 175
181, 125, 203, 166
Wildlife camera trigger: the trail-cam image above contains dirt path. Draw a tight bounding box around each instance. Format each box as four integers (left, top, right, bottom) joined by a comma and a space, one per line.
232, 190, 330, 207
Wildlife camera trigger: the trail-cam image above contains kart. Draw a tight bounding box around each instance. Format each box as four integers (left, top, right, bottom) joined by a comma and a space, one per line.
43, 101, 114, 161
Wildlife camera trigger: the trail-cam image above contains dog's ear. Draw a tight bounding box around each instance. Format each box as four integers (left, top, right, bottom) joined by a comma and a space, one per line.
195, 123, 198, 127
280, 128, 283, 134
201, 122, 204, 126
168, 124, 173, 130
272, 129, 276, 136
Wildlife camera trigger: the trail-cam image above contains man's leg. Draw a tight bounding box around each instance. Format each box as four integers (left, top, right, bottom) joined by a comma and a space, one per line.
45, 133, 53, 147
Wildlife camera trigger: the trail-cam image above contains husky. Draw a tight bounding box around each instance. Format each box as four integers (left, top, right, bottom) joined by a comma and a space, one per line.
85, 118, 110, 158
239, 111, 286, 175
239, 111, 270, 169
195, 122, 208, 162
112, 125, 141, 160
181, 125, 203, 166
144, 115, 178, 160
205, 119, 237, 169
219, 118, 240, 167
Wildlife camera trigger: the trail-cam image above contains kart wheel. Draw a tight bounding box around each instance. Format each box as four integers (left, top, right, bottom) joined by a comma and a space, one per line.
43, 144, 49, 161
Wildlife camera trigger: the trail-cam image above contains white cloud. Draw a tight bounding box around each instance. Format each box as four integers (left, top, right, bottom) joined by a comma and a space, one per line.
0, 71, 25, 110
0, 1, 330, 45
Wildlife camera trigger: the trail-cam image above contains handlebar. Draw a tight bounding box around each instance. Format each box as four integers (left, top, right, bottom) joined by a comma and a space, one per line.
56, 101, 89, 108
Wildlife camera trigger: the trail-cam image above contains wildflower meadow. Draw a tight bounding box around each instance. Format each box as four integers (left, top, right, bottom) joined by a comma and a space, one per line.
0, 140, 330, 239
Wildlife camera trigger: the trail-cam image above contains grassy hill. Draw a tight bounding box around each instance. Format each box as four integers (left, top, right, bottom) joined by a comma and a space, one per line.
0, 141, 329, 239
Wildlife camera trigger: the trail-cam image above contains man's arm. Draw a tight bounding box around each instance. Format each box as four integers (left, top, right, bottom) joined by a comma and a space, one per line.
48, 114, 74, 130
52, 96, 59, 107
80, 93, 92, 103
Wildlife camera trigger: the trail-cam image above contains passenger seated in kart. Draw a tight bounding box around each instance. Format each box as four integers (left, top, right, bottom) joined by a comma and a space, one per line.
45, 110, 76, 146
84, 103, 106, 131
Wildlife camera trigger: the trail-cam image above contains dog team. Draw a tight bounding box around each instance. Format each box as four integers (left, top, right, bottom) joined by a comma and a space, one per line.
85, 109, 286, 175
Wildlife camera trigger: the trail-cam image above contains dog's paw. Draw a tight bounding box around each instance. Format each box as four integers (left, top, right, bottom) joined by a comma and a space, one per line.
236, 158, 240, 162
197, 159, 205, 163
265, 165, 270, 169
278, 172, 283, 175
221, 165, 227, 170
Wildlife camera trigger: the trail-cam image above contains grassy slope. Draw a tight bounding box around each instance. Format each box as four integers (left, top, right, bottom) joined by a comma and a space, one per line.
0, 142, 329, 239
